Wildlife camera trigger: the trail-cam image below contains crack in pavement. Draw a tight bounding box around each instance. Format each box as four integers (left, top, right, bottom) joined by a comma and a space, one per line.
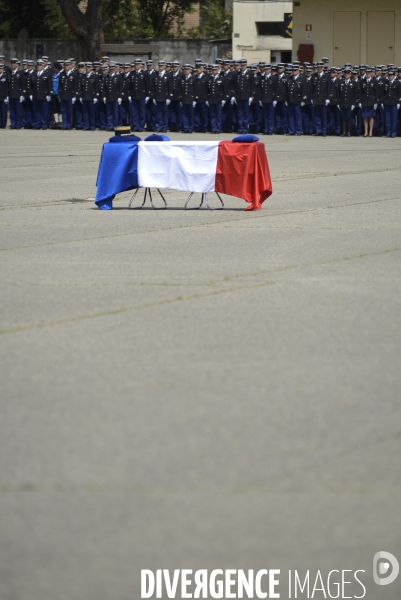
1, 246, 399, 336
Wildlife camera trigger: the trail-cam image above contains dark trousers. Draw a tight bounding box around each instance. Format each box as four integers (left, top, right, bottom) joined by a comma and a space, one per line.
82, 100, 96, 130
9, 98, 22, 128
75, 100, 83, 129
24, 98, 34, 128
209, 102, 222, 133
287, 102, 303, 135
155, 101, 168, 131
301, 104, 314, 134
0, 100, 7, 128
182, 104, 194, 132
384, 105, 398, 137
249, 102, 261, 133
131, 99, 146, 130
106, 101, 119, 130
194, 102, 208, 132
60, 99, 73, 129
119, 100, 130, 126
375, 103, 385, 135
168, 100, 181, 131
275, 101, 288, 133
327, 104, 341, 135
236, 99, 250, 133
97, 102, 107, 129
33, 99, 49, 129
222, 101, 233, 132
314, 104, 327, 135
145, 99, 156, 130
262, 102, 274, 134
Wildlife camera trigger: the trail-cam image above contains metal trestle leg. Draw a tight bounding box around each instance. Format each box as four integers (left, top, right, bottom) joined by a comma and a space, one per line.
185, 192, 224, 210
128, 187, 168, 209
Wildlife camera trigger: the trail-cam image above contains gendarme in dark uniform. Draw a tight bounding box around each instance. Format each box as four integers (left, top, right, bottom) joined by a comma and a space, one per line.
234, 59, 254, 134
31, 60, 53, 129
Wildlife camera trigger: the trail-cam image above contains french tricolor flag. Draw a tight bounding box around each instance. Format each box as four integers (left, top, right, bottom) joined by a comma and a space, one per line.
95, 140, 272, 210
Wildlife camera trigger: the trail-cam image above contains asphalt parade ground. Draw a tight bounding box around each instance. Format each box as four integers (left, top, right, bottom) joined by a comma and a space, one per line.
0, 130, 400, 600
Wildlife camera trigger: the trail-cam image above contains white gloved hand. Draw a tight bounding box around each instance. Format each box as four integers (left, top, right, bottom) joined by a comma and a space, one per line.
381, 103, 384, 109
301, 101, 305, 107
397, 104, 400, 110
231, 97, 236, 105
72, 97, 76, 104
338, 105, 342, 110
103, 97, 106, 103
373, 103, 377, 110
259, 101, 263, 107
46, 96, 51, 102
19, 95, 25, 103
153, 99, 157, 105
221, 100, 226, 107
166, 99, 171, 105
351, 105, 354, 111
359, 103, 362, 109
272, 100, 277, 108
117, 98, 122, 105
80, 97, 83, 103
325, 99, 330, 106
4, 97, 9, 104
311, 100, 314, 105
128, 96, 132, 102
205, 101, 209, 106
179, 102, 182, 107
29, 95, 33, 101
285, 101, 288, 106
192, 101, 196, 108
93, 98, 98, 104
145, 97, 149, 103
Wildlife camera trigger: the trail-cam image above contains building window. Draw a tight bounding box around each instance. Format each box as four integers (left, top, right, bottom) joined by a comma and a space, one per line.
257, 22, 285, 37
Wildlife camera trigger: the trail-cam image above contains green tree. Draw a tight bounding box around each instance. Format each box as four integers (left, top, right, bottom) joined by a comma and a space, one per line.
186, 0, 232, 39
0, 0, 72, 38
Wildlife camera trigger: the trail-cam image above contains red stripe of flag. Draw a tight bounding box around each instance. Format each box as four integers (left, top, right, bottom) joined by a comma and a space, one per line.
215, 141, 272, 208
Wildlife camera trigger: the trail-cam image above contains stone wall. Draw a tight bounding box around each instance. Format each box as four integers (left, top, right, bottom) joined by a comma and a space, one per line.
0, 37, 232, 65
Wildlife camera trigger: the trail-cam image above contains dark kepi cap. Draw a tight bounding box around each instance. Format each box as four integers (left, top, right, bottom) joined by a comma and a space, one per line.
42, 56, 49, 61
388, 70, 395, 75
123, 63, 130, 68
322, 57, 329, 63
239, 58, 247, 64
114, 126, 131, 136
183, 63, 192, 69
10, 57, 19, 62
172, 60, 180, 66
293, 61, 300, 67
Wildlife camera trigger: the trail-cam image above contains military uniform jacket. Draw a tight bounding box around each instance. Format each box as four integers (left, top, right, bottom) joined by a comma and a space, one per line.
144, 70, 156, 99
0, 72, 9, 100
360, 78, 379, 107
152, 71, 172, 102
274, 74, 289, 102
193, 73, 209, 102
169, 72, 182, 101
251, 74, 262, 103
327, 77, 340, 105
58, 70, 79, 100
375, 76, 386, 102
287, 75, 303, 104
222, 71, 235, 98
235, 70, 254, 100
10, 69, 27, 99
382, 79, 401, 106
312, 73, 329, 105
261, 74, 275, 103
181, 75, 195, 104
302, 76, 313, 105
121, 73, 132, 101
207, 74, 225, 103
105, 73, 123, 101
131, 70, 147, 101
338, 79, 357, 108
30, 70, 53, 100
80, 72, 100, 101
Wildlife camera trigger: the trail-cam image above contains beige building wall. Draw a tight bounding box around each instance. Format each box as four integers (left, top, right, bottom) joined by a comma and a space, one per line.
292, 0, 401, 66
232, 1, 293, 61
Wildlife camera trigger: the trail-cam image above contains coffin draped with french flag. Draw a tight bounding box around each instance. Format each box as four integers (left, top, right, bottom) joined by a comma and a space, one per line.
95, 140, 272, 210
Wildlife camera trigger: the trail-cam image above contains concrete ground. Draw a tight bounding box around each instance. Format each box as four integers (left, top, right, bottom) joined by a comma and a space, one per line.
0, 129, 400, 600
